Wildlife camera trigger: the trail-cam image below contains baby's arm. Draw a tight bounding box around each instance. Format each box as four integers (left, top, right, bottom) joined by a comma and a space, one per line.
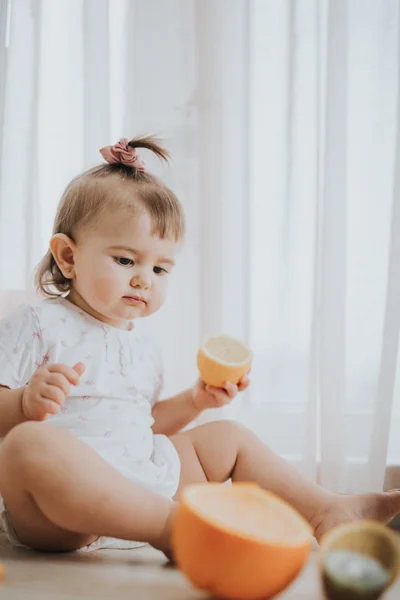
151, 388, 201, 436
152, 377, 250, 436
0, 386, 28, 437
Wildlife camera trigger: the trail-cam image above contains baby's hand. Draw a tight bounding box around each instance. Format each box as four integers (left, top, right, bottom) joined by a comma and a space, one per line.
22, 362, 85, 421
192, 375, 250, 411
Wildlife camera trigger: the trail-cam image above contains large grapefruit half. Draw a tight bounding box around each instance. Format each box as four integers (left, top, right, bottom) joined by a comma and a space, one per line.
172, 483, 312, 600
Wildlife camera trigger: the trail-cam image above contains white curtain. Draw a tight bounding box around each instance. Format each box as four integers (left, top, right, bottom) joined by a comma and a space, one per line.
245, 0, 400, 494
1, 0, 400, 495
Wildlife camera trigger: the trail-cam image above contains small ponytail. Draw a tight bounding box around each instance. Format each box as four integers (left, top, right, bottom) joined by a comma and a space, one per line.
99, 135, 170, 175
127, 135, 170, 162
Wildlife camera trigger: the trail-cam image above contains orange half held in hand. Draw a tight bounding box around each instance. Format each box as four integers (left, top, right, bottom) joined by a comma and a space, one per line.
172, 483, 312, 600
197, 333, 252, 388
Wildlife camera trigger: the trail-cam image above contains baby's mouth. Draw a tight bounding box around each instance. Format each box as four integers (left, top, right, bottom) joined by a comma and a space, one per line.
123, 295, 147, 305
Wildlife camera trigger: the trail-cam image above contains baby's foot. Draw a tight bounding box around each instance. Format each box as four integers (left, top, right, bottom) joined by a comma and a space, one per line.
311, 489, 400, 542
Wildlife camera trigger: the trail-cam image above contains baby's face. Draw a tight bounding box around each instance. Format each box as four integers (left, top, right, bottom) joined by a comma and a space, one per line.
70, 210, 179, 327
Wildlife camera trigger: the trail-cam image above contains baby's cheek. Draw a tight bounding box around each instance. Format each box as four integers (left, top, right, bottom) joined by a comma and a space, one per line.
150, 279, 169, 311
91, 276, 117, 304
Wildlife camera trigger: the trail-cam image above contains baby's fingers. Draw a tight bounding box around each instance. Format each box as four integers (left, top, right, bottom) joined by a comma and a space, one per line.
205, 385, 231, 406
223, 381, 239, 399
32, 398, 60, 421
41, 384, 65, 406
48, 363, 84, 386
72, 362, 85, 377
205, 382, 237, 401
41, 399, 61, 416
46, 373, 70, 396
238, 376, 250, 391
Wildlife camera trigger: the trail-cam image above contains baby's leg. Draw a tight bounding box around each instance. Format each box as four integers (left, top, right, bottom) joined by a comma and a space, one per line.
0, 422, 175, 552
171, 421, 400, 540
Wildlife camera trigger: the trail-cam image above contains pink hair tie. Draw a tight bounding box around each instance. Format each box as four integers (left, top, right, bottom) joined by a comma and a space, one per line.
99, 138, 145, 171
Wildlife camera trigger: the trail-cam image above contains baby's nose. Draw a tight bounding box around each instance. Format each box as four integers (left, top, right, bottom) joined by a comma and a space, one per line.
130, 271, 151, 289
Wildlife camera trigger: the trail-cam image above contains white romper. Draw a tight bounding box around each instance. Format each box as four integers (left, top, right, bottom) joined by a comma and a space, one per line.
0, 297, 181, 550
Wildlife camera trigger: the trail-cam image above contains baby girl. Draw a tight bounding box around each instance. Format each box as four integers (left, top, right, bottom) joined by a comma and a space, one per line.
0, 137, 398, 555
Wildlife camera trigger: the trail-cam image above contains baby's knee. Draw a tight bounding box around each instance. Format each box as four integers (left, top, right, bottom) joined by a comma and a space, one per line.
0, 422, 49, 472
206, 419, 252, 441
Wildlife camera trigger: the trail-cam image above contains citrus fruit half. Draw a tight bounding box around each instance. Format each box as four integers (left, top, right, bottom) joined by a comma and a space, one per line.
197, 333, 252, 388
172, 483, 312, 600
319, 520, 400, 599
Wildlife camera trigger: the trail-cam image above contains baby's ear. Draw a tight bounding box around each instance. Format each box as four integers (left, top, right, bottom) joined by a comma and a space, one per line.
50, 234, 76, 279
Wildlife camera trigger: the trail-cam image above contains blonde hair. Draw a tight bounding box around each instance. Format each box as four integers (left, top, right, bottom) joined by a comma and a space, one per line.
35, 136, 185, 298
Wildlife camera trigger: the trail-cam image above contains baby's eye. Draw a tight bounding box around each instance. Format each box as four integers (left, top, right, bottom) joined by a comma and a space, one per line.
153, 266, 168, 275
114, 257, 134, 267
